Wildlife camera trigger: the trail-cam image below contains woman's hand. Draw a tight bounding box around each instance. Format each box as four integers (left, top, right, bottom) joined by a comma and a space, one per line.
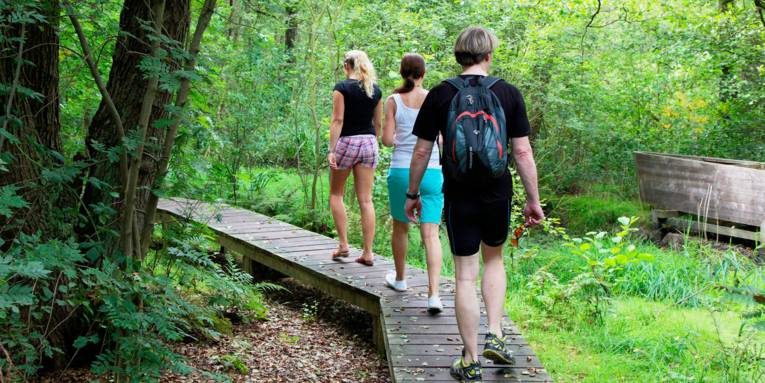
327, 152, 338, 169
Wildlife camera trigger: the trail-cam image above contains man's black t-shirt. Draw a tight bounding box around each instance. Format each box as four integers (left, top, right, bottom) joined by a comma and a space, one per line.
333, 79, 382, 137
412, 75, 531, 202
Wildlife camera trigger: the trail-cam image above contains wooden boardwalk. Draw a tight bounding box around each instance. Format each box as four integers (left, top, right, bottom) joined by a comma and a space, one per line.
157, 198, 551, 382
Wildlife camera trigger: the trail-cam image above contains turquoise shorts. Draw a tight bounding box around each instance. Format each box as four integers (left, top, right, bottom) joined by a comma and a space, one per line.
387, 168, 444, 224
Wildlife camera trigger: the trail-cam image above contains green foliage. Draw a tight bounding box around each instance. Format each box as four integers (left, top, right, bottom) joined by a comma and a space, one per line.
0, 218, 273, 381
301, 300, 319, 322
567, 217, 655, 274
526, 217, 655, 325
551, 193, 649, 234
218, 354, 249, 375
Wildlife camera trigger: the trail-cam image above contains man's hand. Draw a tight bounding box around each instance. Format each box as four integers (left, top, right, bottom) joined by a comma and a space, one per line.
404, 197, 422, 224
327, 152, 337, 170
523, 202, 544, 227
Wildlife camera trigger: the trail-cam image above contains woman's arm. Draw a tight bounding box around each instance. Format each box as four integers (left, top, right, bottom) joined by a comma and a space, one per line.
328, 90, 344, 169
382, 96, 396, 147
373, 98, 383, 138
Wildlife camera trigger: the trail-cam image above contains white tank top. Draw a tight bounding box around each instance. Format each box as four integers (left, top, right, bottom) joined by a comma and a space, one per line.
390, 93, 441, 169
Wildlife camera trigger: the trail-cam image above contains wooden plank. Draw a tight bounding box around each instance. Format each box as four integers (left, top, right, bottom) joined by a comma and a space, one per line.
665, 217, 760, 241
635, 152, 765, 227
389, 343, 537, 356
393, 367, 551, 382
385, 334, 530, 346
217, 234, 380, 315
390, 354, 542, 368
660, 152, 765, 169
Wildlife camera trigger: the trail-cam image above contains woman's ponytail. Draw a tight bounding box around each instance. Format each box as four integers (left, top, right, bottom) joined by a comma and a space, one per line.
345, 50, 377, 98
393, 53, 426, 94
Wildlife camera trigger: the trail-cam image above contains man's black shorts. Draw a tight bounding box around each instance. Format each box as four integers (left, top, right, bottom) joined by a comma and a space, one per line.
444, 198, 511, 256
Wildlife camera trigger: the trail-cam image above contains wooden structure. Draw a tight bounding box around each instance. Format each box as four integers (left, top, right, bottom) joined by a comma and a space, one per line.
635, 152, 765, 244
157, 198, 551, 382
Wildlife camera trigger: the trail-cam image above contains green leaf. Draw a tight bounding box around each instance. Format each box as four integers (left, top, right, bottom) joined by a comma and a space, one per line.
0, 185, 28, 218
73, 335, 99, 349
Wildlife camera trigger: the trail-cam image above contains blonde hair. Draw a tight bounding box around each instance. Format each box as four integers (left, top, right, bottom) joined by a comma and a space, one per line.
344, 50, 377, 98
453, 27, 499, 66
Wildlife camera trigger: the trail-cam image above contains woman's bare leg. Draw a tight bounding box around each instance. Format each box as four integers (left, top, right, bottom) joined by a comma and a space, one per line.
420, 223, 442, 297
329, 168, 352, 255
352, 164, 376, 262
391, 219, 409, 280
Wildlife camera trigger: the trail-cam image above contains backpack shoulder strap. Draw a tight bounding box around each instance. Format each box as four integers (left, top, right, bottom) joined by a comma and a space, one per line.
481, 76, 502, 89
444, 77, 467, 90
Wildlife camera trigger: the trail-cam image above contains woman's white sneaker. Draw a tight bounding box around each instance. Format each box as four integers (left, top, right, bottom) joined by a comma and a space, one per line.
385, 271, 407, 292
427, 295, 443, 314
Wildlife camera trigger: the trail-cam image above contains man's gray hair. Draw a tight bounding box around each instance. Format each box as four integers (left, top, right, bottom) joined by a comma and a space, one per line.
453, 27, 499, 66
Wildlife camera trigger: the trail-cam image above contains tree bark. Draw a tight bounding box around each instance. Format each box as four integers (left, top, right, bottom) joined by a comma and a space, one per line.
285, 3, 298, 63
120, 0, 166, 262
718, 0, 735, 119
0, 0, 61, 239
80, 0, 190, 251
140, 0, 218, 259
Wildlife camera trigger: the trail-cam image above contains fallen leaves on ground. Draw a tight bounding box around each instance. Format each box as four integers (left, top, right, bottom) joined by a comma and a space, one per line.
35, 279, 391, 383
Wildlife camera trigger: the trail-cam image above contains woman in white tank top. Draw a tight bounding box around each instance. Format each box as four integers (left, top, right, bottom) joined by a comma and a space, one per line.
381, 54, 444, 313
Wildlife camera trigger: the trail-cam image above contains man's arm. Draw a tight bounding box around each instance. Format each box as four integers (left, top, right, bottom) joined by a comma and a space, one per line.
405, 138, 435, 223
511, 136, 544, 226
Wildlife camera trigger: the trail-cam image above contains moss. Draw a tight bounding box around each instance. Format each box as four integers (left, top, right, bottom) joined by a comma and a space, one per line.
212, 315, 233, 336
220, 354, 249, 375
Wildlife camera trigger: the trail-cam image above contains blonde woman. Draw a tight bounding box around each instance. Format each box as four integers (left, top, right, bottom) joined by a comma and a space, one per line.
382, 54, 444, 313
328, 50, 382, 266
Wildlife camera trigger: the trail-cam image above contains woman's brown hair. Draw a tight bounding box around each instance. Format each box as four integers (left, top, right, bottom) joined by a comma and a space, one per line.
394, 54, 426, 94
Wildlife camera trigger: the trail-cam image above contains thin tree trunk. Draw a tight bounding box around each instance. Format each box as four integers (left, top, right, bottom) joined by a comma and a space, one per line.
80, 0, 190, 253
63, 0, 128, 187
140, 0, 218, 259
285, 3, 298, 63
120, 0, 166, 262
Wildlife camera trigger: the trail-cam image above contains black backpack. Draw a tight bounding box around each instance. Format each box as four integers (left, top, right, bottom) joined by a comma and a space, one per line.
442, 76, 508, 181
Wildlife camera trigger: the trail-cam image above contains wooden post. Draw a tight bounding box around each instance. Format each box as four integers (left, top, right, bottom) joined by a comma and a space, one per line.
759, 221, 765, 257
372, 312, 387, 359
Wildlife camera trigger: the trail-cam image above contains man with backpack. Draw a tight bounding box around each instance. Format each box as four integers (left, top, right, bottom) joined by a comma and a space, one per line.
405, 27, 544, 382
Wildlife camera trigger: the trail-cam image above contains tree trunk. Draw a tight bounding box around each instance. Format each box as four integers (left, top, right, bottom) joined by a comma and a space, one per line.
0, 0, 61, 240
226, 0, 242, 42
285, 3, 298, 63
81, 0, 190, 251
140, 0, 218, 259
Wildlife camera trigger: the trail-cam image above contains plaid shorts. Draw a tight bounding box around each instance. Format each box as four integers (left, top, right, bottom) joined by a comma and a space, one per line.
335, 134, 378, 169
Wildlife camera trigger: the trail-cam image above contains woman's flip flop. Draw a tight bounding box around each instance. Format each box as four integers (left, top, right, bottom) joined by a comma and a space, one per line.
332, 248, 350, 260
355, 257, 374, 267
